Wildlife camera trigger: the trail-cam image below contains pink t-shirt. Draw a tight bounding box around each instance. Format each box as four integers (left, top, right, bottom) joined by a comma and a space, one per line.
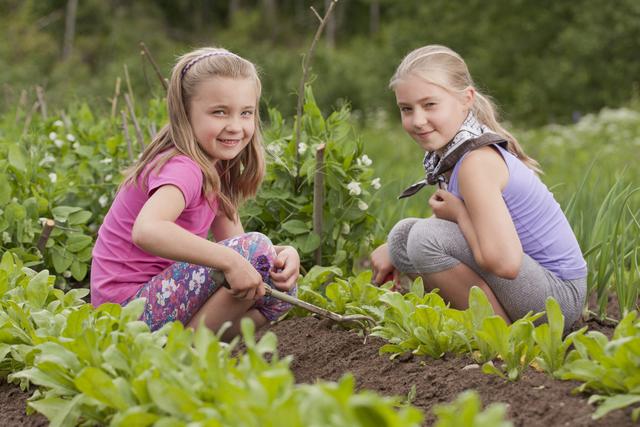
90, 155, 218, 306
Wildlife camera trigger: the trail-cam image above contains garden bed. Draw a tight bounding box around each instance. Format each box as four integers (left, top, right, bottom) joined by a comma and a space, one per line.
0, 302, 635, 426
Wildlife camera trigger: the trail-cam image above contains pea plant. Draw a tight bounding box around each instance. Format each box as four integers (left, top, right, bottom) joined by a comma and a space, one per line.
243, 86, 382, 273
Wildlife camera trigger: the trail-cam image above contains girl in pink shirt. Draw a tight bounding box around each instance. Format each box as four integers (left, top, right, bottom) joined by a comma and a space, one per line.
91, 47, 300, 340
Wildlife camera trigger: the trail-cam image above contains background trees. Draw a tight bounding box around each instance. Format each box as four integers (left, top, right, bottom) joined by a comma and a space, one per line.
2, 0, 639, 126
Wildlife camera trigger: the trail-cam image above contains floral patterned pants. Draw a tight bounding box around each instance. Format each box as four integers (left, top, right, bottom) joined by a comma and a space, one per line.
126, 232, 296, 331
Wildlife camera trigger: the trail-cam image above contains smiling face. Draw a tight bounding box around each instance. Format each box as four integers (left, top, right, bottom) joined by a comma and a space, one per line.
188, 76, 258, 163
394, 73, 473, 153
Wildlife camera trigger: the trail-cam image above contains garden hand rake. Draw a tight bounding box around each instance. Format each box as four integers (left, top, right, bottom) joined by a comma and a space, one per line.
212, 271, 376, 327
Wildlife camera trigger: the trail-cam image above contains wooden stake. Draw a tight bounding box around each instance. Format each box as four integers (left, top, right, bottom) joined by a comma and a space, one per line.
121, 109, 134, 162
35, 85, 48, 120
313, 143, 326, 265
37, 219, 56, 253
110, 77, 121, 120
125, 93, 144, 151
294, 0, 338, 190
140, 42, 168, 91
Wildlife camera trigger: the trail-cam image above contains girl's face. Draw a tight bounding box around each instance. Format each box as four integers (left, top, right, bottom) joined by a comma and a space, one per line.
394, 74, 473, 153
188, 77, 257, 163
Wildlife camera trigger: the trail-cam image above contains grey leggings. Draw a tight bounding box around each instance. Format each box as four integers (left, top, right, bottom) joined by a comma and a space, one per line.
388, 217, 586, 331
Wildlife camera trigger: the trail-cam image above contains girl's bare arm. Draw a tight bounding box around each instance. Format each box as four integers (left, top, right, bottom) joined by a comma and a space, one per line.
457, 147, 523, 279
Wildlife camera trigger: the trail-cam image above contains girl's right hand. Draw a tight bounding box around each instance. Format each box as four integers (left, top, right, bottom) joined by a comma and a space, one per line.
222, 252, 265, 300
370, 243, 399, 286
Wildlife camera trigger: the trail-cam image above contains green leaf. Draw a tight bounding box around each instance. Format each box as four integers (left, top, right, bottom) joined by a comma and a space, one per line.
26, 270, 50, 309
66, 233, 93, 252
28, 395, 84, 427
592, 394, 640, 419
51, 245, 73, 273
110, 408, 160, 427
51, 206, 82, 223
70, 260, 87, 281
8, 145, 28, 172
68, 210, 92, 225
74, 367, 134, 410
0, 172, 11, 206
295, 232, 321, 253
281, 219, 311, 235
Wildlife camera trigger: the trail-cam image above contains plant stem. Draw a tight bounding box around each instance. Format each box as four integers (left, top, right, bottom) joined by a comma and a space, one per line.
293, 0, 338, 191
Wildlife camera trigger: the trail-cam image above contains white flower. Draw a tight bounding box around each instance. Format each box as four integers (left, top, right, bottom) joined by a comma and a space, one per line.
54, 139, 64, 148
341, 223, 350, 234
371, 177, 381, 190
347, 181, 362, 196
62, 270, 72, 278
48, 173, 57, 183
48, 132, 57, 140
357, 200, 369, 211
39, 154, 56, 166
99, 158, 113, 164
66, 133, 76, 142
105, 174, 113, 182
298, 142, 307, 155
98, 195, 109, 207
53, 120, 64, 127
357, 154, 373, 167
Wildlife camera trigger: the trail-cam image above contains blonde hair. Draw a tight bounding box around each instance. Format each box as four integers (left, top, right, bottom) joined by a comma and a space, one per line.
121, 47, 265, 220
390, 45, 541, 173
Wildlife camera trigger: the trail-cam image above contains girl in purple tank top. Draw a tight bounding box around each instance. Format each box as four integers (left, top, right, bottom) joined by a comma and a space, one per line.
370, 45, 586, 330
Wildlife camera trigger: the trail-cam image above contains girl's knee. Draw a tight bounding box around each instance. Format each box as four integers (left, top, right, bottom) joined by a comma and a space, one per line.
406, 218, 462, 270
388, 218, 419, 245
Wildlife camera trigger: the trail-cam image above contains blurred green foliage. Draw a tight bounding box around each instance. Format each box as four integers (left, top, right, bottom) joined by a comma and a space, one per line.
2, 0, 639, 126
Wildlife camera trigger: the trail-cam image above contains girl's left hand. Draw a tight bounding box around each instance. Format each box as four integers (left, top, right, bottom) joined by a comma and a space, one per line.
429, 189, 466, 223
270, 246, 300, 291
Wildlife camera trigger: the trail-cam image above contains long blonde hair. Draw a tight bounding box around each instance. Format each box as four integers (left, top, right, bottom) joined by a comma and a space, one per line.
390, 45, 541, 173
122, 47, 265, 219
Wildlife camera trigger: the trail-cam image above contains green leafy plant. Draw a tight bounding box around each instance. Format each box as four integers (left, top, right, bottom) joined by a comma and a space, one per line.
372, 278, 470, 359
432, 390, 513, 427
476, 312, 543, 381
532, 297, 587, 378
560, 311, 640, 421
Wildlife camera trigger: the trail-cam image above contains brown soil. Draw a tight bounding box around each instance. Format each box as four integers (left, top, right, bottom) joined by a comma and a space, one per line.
266, 316, 636, 426
1, 299, 635, 426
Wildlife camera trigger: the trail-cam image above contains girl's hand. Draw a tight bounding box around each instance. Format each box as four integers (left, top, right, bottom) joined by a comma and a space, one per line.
429, 189, 466, 223
223, 252, 265, 300
270, 246, 300, 291
370, 243, 399, 286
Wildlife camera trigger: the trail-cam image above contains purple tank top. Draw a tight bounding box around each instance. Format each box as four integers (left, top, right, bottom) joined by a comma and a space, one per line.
448, 145, 587, 280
